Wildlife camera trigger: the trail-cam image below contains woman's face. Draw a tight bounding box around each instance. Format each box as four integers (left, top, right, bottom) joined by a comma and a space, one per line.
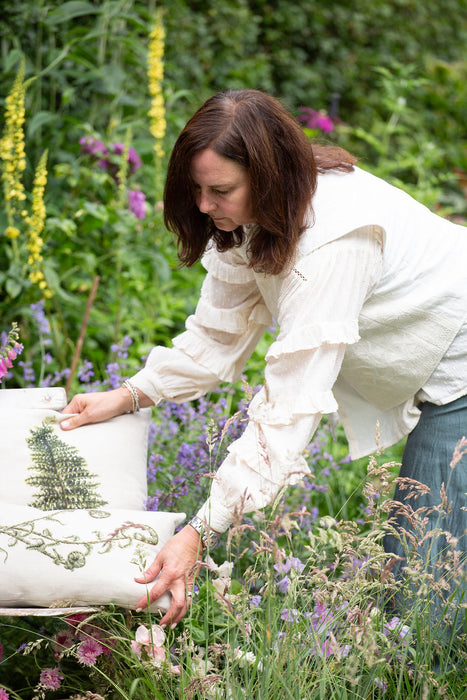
190, 148, 255, 231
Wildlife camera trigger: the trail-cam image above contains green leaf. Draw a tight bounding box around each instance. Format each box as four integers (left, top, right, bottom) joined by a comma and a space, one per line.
5, 278, 23, 299
44, 1, 100, 26
27, 111, 59, 139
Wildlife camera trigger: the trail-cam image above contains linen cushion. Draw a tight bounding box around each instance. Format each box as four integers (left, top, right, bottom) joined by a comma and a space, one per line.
0, 502, 185, 612
0, 388, 151, 510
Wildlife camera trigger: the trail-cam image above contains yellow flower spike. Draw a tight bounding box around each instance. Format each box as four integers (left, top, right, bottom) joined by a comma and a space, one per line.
148, 10, 166, 167
0, 57, 27, 220
26, 150, 50, 295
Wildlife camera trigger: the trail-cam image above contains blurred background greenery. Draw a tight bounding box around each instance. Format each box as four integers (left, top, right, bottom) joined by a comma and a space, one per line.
1, 0, 466, 391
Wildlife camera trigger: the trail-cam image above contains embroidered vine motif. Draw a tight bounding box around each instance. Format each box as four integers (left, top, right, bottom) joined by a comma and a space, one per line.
292, 267, 308, 282
25, 416, 108, 510
0, 510, 159, 571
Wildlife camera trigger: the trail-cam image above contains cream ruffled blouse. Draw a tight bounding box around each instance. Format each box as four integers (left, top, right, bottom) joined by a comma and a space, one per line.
132, 167, 467, 533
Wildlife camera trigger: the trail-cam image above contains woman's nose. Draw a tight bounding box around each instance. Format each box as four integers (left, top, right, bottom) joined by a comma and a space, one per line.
197, 190, 216, 214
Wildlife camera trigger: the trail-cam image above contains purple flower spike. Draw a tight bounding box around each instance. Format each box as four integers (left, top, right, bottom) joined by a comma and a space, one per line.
128, 189, 146, 219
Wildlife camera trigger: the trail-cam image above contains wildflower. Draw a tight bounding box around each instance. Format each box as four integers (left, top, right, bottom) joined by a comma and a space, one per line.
25, 150, 49, 294
280, 608, 299, 623
274, 556, 305, 576
77, 359, 95, 384
250, 594, 262, 608
233, 647, 260, 669
131, 624, 166, 667
39, 667, 63, 690
76, 637, 104, 666
147, 10, 166, 161
0, 688, 9, 699
206, 555, 234, 579
277, 576, 290, 594
4, 225, 20, 238
128, 189, 146, 219
0, 57, 27, 220
0, 322, 23, 380
297, 107, 335, 133
374, 677, 388, 693
51, 628, 74, 653
110, 143, 142, 174
79, 135, 108, 158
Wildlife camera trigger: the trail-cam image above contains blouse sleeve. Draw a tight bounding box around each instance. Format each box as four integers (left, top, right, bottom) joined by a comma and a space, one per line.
130, 244, 272, 404
197, 227, 383, 533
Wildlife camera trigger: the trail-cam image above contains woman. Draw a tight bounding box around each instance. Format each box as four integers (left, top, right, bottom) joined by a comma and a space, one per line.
62, 89, 467, 630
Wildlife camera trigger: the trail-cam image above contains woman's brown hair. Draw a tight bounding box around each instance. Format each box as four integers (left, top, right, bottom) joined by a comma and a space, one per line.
164, 89, 355, 275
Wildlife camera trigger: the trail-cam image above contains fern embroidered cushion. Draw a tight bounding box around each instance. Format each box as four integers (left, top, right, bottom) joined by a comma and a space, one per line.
0, 502, 185, 611
0, 405, 152, 510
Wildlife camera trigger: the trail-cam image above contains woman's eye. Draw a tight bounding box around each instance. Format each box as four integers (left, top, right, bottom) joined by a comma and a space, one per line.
213, 189, 228, 196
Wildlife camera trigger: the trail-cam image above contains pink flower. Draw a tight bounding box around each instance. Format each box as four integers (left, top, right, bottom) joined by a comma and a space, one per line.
64, 612, 89, 627
51, 628, 74, 653
0, 689, 9, 699
0, 358, 7, 380
39, 667, 63, 690
76, 637, 104, 667
128, 189, 146, 219
131, 624, 166, 667
297, 107, 335, 133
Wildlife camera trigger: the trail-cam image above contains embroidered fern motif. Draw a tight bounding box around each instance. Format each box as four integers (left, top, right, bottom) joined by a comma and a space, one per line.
0, 511, 159, 571
25, 417, 108, 510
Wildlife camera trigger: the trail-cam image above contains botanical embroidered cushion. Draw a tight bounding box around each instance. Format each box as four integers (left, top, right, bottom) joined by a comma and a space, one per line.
0, 502, 185, 611
0, 389, 151, 510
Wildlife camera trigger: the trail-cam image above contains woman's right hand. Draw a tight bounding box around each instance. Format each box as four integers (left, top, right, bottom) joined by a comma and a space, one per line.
60, 387, 136, 430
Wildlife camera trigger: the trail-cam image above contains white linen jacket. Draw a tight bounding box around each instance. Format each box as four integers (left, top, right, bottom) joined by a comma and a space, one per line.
132, 167, 467, 532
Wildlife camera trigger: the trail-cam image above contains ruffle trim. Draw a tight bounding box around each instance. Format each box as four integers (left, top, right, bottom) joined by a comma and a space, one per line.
173, 331, 243, 382
266, 320, 359, 359
226, 436, 312, 486
201, 248, 255, 284
194, 299, 271, 334
247, 389, 338, 425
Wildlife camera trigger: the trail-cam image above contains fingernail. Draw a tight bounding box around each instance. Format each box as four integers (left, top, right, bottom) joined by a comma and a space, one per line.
160, 623, 166, 629
135, 607, 142, 613
61, 420, 71, 429
170, 623, 177, 630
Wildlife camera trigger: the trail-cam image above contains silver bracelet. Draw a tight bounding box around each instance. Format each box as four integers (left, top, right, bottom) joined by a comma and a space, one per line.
188, 516, 220, 549
122, 379, 140, 413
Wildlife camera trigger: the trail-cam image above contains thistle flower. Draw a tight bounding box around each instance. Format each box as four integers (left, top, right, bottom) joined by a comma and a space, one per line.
25, 150, 50, 296
0, 57, 27, 226
147, 10, 166, 161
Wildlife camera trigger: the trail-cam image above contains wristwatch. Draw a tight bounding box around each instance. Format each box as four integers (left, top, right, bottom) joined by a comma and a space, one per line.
188, 516, 220, 549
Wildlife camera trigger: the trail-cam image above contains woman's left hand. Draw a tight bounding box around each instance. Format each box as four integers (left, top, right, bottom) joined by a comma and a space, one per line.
134, 525, 203, 627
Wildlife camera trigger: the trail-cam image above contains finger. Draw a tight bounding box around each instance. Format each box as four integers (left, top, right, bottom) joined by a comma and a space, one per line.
59, 412, 86, 431
134, 558, 162, 584
158, 590, 188, 628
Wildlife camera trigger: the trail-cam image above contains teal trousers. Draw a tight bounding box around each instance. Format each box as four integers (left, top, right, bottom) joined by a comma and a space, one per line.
384, 394, 467, 635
